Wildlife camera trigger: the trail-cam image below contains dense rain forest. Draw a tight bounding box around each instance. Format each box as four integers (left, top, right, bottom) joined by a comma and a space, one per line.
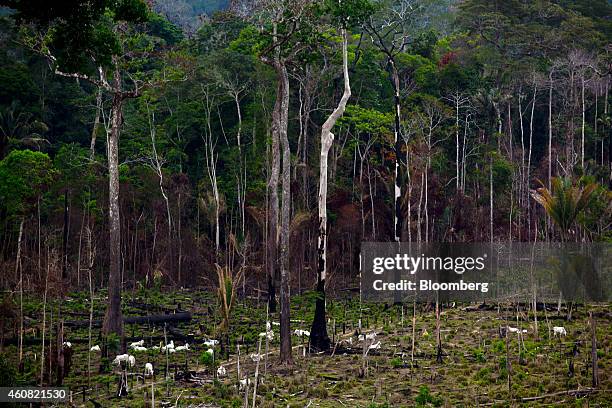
0, 0, 610, 406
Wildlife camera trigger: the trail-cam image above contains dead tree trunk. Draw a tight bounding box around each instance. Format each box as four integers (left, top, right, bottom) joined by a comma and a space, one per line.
90, 86, 102, 160
390, 61, 402, 242
310, 29, 351, 352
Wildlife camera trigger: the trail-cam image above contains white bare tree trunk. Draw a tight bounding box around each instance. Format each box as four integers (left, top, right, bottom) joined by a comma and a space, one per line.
455, 97, 460, 192
527, 80, 537, 238
311, 29, 351, 351
146, 107, 173, 272
202, 90, 220, 254
548, 71, 554, 191
90, 86, 102, 160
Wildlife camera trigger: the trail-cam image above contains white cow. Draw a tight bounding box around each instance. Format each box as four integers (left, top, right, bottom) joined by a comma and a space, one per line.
175, 343, 190, 352
90, 345, 101, 352
259, 330, 274, 341
129, 340, 144, 348
239, 378, 251, 390
144, 363, 154, 377
293, 329, 310, 337
507, 327, 520, 333
358, 332, 377, 341
553, 326, 567, 337
161, 340, 175, 353
112, 354, 135, 367
217, 366, 227, 377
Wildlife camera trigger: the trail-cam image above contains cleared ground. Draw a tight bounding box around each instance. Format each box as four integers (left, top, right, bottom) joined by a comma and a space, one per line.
1, 289, 610, 407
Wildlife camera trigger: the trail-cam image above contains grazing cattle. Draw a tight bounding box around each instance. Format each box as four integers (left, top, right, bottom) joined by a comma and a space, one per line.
90, 345, 101, 352
144, 363, 154, 377
129, 340, 144, 348
112, 354, 135, 367
358, 332, 377, 341
259, 330, 274, 341
239, 378, 251, 389
174, 343, 190, 352
553, 326, 567, 337
293, 329, 310, 337
161, 340, 175, 353
217, 366, 226, 377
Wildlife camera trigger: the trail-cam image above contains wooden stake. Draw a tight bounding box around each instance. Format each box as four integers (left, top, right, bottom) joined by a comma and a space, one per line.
589, 312, 599, 388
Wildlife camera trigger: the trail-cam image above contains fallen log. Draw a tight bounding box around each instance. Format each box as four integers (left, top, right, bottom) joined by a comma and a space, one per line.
520, 388, 597, 402
63, 311, 192, 328
167, 325, 193, 341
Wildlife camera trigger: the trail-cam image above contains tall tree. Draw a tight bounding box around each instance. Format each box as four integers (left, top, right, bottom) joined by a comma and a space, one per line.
366, 0, 425, 241
310, 0, 373, 351
4, 0, 172, 346
235, 0, 318, 363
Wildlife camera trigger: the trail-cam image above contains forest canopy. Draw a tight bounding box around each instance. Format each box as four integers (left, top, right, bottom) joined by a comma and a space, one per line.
0, 0, 610, 367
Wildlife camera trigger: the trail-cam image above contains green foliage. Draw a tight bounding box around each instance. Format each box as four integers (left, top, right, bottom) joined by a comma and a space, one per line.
0, 149, 55, 215
471, 347, 486, 363
389, 356, 403, 368
212, 378, 231, 399
415, 385, 443, 407
491, 339, 505, 354
473, 366, 492, 385
105, 332, 121, 353
0, 353, 16, 387
321, 0, 376, 29
200, 349, 216, 367
339, 104, 393, 136
531, 177, 598, 240
11, 0, 150, 71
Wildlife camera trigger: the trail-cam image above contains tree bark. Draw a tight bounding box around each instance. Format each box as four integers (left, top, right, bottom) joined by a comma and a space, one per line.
102, 62, 124, 349
548, 71, 554, 191
61, 190, 69, 280
581, 74, 586, 169
90, 86, 102, 160
590, 311, 599, 388
16, 216, 24, 371
277, 59, 292, 364
390, 61, 402, 242
266, 58, 281, 314
310, 29, 351, 352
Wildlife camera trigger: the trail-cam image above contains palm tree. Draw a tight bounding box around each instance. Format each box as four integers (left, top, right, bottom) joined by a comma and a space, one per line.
531, 177, 597, 242
0, 101, 49, 158
532, 177, 598, 320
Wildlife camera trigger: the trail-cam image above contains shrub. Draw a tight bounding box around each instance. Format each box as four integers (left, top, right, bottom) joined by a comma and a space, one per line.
472, 347, 486, 363
415, 385, 443, 407
390, 357, 404, 368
